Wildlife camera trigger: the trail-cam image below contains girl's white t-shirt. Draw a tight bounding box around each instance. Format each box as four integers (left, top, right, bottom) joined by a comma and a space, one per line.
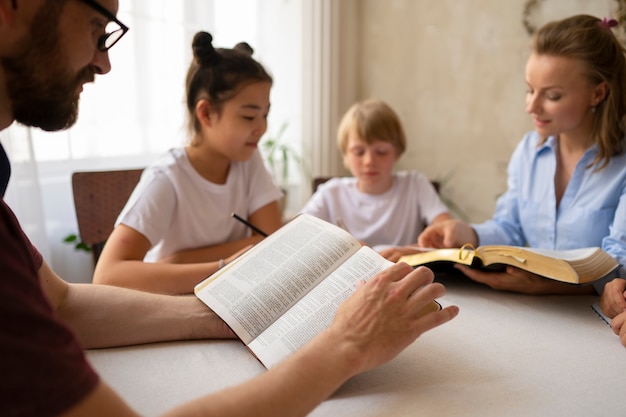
117, 148, 282, 261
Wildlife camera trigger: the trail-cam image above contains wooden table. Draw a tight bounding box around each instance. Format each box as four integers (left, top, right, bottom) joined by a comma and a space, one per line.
88, 277, 626, 416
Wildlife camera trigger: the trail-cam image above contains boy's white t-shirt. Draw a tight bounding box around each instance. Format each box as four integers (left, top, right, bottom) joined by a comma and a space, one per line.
117, 148, 282, 261
301, 171, 448, 248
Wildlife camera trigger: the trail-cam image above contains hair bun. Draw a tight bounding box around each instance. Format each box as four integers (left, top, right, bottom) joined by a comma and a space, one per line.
192, 31, 219, 66
233, 42, 254, 56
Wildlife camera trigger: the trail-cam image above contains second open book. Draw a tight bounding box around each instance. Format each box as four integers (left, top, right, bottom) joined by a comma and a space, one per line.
398, 244, 620, 284
194, 213, 441, 369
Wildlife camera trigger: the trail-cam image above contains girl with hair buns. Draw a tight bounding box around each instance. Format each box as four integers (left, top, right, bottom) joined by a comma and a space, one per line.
94, 32, 283, 294
416, 15, 626, 296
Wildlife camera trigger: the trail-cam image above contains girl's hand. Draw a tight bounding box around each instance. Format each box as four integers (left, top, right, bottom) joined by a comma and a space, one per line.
224, 245, 254, 266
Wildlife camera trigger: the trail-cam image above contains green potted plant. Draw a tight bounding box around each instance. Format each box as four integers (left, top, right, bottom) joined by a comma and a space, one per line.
260, 122, 309, 217
62, 233, 92, 252
260, 122, 306, 187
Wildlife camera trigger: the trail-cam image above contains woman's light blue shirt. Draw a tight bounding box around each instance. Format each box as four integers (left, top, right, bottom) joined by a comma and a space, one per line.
473, 131, 626, 283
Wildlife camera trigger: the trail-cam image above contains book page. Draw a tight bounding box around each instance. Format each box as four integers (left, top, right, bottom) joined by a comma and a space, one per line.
401, 246, 602, 265
512, 246, 598, 261
399, 245, 618, 284
478, 246, 619, 283
194, 214, 361, 344
247, 246, 393, 368
398, 247, 476, 267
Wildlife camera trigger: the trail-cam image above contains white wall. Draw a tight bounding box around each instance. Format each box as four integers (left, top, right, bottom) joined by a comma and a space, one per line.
343, 0, 619, 222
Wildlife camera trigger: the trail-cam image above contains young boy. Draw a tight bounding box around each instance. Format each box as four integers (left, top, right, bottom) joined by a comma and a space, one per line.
301, 99, 451, 256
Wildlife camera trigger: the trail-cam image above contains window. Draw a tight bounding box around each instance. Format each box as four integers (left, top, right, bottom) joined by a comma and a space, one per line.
2, 0, 308, 281
23, 0, 303, 165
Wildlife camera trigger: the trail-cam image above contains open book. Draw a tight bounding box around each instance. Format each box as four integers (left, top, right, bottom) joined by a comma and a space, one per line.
194, 214, 441, 368
398, 245, 620, 284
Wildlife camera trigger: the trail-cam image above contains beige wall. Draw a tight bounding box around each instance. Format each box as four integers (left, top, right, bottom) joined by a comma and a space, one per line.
338, 0, 618, 222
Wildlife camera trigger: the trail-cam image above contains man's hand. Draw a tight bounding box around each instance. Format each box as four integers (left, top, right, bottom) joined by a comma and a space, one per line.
327, 263, 459, 374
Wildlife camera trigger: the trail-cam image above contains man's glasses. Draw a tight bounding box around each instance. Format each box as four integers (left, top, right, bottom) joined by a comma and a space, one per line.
77, 0, 129, 52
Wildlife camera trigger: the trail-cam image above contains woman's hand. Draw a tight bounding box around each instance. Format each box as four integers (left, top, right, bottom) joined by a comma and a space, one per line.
455, 265, 594, 295
600, 278, 626, 318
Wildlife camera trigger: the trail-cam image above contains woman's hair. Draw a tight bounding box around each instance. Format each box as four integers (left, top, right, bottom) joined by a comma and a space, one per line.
185, 32, 272, 141
336, 98, 407, 157
533, 14, 626, 168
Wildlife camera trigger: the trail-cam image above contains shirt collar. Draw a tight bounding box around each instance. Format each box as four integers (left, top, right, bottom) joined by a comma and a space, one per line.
536, 134, 599, 161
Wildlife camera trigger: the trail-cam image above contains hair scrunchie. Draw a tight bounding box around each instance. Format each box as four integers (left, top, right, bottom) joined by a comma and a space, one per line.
192, 31, 220, 66
598, 17, 619, 30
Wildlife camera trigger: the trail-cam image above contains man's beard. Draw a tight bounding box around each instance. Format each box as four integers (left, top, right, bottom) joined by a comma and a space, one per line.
1, 1, 94, 131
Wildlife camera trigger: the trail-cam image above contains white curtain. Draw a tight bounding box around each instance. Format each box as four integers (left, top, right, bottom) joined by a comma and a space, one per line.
3, 128, 49, 258
1, 0, 312, 282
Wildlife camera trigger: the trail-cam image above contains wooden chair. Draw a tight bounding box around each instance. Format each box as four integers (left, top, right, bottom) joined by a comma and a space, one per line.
72, 168, 144, 263
312, 176, 440, 193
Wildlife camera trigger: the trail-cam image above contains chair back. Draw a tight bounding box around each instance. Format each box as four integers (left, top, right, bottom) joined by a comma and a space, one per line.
72, 168, 143, 263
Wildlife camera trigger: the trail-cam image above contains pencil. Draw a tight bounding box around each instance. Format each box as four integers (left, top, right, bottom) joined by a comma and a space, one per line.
231, 212, 269, 237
